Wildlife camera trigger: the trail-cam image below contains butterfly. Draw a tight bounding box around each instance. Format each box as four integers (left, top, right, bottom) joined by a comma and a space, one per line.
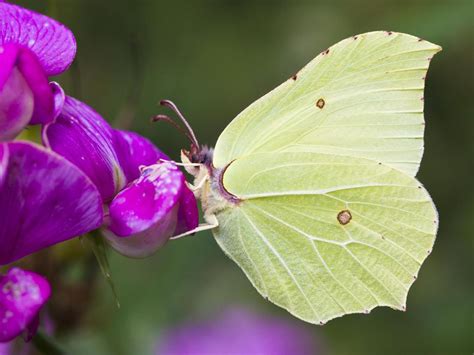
161, 31, 441, 325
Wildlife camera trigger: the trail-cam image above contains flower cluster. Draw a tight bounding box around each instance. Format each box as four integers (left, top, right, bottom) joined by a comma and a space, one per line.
0, 1, 198, 343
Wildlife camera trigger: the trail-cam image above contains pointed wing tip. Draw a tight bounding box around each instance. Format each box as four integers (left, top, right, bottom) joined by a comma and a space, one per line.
425, 42, 443, 54
357, 31, 442, 51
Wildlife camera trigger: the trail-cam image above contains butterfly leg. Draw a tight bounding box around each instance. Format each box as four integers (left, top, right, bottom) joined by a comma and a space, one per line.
186, 173, 207, 192
170, 215, 218, 241
159, 158, 201, 168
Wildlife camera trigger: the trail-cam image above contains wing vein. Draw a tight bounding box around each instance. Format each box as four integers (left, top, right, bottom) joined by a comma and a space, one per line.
249, 205, 345, 246
240, 209, 320, 321
311, 240, 366, 310
237, 215, 269, 297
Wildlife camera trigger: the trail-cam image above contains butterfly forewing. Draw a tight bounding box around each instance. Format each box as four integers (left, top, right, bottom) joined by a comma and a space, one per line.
213, 31, 441, 176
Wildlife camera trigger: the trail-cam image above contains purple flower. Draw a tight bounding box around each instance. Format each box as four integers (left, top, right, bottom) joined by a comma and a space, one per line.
0, 2, 76, 141
0, 94, 198, 264
156, 308, 322, 355
0, 268, 50, 343
42, 95, 199, 258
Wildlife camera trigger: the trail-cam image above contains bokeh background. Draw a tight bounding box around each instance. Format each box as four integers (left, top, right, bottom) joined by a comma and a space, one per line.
13, 0, 474, 354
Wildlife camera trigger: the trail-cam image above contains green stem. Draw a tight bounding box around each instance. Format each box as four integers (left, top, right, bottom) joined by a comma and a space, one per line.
32, 330, 65, 355
82, 232, 121, 308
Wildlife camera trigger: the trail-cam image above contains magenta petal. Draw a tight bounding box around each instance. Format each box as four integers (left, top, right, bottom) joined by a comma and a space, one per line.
103, 207, 178, 259
174, 185, 199, 236
43, 96, 126, 202
108, 162, 183, 236
16, 46, 53, 125
0, 141, 103, 265
105, 162, 184, 258
0, 43, 53, 135
0, 44, 34, 141
0, 268, 50, 343
113, 130, 168, 184
0, 43, 17, 89
0, 63, 33, 141
49, 81, 64, 121
0, 2, 76, 76
0, 143, 7, 185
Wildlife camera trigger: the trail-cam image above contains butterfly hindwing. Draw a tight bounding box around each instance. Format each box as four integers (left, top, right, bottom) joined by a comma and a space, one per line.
212, 152, 437, 323
213, 31, 441, 176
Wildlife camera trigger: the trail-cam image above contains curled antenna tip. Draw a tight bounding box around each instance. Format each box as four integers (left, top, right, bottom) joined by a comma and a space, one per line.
151, 114, 172, 122
158, 99, 200, 150
159, 99, 174, 108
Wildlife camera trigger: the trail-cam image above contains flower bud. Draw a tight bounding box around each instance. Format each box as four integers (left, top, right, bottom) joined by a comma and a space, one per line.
0, 268, 50, 343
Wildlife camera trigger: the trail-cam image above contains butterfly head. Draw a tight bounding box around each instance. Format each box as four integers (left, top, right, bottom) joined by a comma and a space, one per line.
154, 99, 239, 209
185, 145, 214, 166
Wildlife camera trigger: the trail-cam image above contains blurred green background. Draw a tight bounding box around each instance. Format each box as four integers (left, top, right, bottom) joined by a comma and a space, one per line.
15, 0, 474, 354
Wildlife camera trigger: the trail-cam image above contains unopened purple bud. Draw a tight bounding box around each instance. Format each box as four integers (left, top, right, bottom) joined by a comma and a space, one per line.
0, 268, 50, 343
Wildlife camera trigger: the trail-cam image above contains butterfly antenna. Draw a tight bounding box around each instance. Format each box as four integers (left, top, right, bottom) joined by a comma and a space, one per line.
151, 114, 197, 146
159, 100, 200, 150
